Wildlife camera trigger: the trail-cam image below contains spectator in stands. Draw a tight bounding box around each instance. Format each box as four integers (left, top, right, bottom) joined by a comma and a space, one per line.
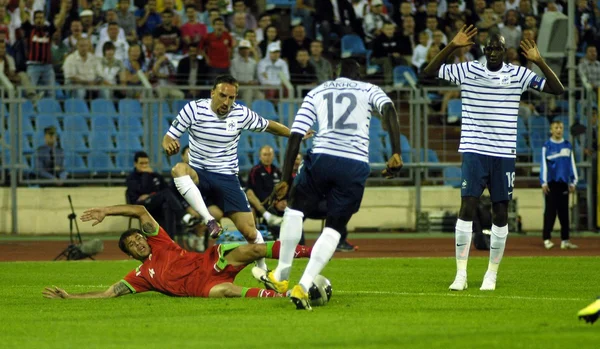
467, 0, 487, 26
121, 44, 146, 95
362, 0, 393, 45
0, 39, 34, 98
181, 1, 203, 25
315, 0, 363, 55
135, 0, 162, 36
21, 4, 68, 98
175, 43, 208, 98
293, 0, 316, 39
499, 9, 521, 49
199, 17, 233, 78
10, 0, 44, 32
35, 126, 67, 185
243, 29, 261, 60
227, 0, 257, 31
350, 0, 368, 20
281, 25, 311, 63
430, 29, 447, 50
523, 14, 537, 31
257, 41, 290, 101
97, 41, 126, 99
258, 25, 279, 58
425, 16, 447, 47
89, 0, 107, 28
160, 0, 182, 27
477, 7, 501, 33
246, 145, 284, 227
116, 0, 138, 44
147, 41, 184, 99
63, 37, 101, 99
492, 0, 506, 18
51, 30, 69, 85
205, 8, 221, 33
140, 32, 154, 63
443, 0, 465, 35
63, 19, 87, 53
229, 12, 248, 43
578, 45, 600, 91
95, 22, 129, 61
416, 0, 441, 32
506, 47, 520, 66
98, 10, 127, 44
79, 9, 97, 41
412, 31, 430, 73
181, 5, 207, 53
289, 48, 317, 96
394, 1, 414, 30
309, 40, 333, 83
255, 13, 271, 44
372, 22, 406, 85
418, 45, 442, 86
576, 0, 596, 52
153, 10, 181, 54
397, 16, 416, 58
126, 151, 199, 239
470, 28, 488, 63
230, 39, 261, 104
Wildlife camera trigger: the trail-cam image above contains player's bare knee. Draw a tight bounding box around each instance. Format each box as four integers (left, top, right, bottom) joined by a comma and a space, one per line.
171, 162, 191, 178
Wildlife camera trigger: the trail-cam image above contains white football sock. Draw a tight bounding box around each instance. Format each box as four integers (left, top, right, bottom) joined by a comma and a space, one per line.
299, 227, 340, 292
253, 230, 268, 270
273, 208, 304, 281
488, 224, 509, 272
455, 219, 473, 273
174, 175, 214, 223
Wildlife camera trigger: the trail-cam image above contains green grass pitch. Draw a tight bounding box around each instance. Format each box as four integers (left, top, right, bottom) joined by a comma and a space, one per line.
1, 257, 598, 348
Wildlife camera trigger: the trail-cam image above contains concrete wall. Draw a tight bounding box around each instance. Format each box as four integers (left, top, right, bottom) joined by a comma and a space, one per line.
0, 186, 549, 235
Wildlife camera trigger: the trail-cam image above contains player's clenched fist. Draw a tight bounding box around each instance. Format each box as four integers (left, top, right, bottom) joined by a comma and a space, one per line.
162, 135, 180, 156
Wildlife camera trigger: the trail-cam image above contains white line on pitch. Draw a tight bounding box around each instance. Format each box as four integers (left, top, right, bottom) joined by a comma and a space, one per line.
335, 290, 588, 302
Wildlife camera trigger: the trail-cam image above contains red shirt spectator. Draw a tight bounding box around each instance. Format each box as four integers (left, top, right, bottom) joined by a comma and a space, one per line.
199, 18, 233, 69
181, 7, 207, 53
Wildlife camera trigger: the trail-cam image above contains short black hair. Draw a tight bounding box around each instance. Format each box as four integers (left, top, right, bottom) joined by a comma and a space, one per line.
212, 75, 239, 90
102, 41, 115, 54
337, 59, 361, 80
213, 17, 224, 25
162, 9, 173, 16
118, 229, 142, 255
134, 151, 149, 163
108, 21, 119, 27
34, 10, 45, 18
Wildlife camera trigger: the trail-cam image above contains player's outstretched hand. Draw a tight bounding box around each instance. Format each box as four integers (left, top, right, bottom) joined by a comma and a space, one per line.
81, 207, 107, 226
520, 39, 542, 64
382, 153, 403, 179
450, 25, 477, 48
43, 286, 69, 299
162, 136, 180, 156
263, 181, 289, 208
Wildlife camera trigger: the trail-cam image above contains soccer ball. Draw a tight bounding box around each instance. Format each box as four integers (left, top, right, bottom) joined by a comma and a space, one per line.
308, 275, 332, 306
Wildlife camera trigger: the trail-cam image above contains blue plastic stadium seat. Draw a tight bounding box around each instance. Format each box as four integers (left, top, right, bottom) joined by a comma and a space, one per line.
36, 114, 62, 132
64, 98, 89, 114
118, 99, 143, 117
88, 151, 115, 172
443, 167, 462, 188
61, 132, 88, 153
89, 132, 115, 151
529, 116, 549, 136
91, 99, 118, 115
447, 99, 462, 122
341, 34, 368, 58
63, 115, 89, 133
368, 145, 385, 163
172, 99, 188, 114
115, 134, 143, 152
279, 101, 299, 121
37, 98, 63, 114
22, 100, 35, 118
21, 116, 35, 133
251, 133, 279, 150
366, 50, 381, 75
91, 114, 117, 133
21, 134, 34, 154
530, 132, 546, 149
400, 134, 411, 163
533, 148, 543, 165
251, 100, 278, 120
238, 151, 252, 171
370, 116, 383, 132
116, 151, 134, 172
117, 115, 144, 134
64, 153, 87, 173
552, 114, 569, 126
151, 101, 172, 117
393, 65, 418, 87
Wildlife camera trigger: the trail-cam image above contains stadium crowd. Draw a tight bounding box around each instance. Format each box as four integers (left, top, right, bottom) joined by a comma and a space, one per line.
0, 0, 597, 102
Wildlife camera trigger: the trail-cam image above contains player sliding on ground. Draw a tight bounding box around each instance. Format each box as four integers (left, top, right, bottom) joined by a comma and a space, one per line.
42, 205, 311, 299
421, 25, 565, 291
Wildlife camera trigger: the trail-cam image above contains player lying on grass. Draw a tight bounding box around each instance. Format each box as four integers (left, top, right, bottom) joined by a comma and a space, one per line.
42, 205, 311, 299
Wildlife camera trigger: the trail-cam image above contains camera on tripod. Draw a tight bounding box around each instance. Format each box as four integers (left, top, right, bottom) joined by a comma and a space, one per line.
54, 195, 104, 261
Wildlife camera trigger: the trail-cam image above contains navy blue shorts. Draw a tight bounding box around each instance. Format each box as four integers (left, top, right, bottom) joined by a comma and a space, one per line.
191, 166, 251, 214
461, 152, 516, 203
291, 151, 370, 217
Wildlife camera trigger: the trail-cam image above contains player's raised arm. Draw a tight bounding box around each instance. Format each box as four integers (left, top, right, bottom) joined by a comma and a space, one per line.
421, 25, 477, 78
520, 39, 564, 95
42, 281, 132, 300
81, 205, 159, 234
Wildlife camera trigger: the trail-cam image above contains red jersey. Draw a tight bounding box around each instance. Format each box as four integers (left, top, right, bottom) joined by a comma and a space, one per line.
21, 22, 55, 64
199, 31, 233, 69
121, 227, 241, 297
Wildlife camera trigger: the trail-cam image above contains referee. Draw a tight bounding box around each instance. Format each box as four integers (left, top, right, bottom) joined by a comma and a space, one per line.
540, 119, 579, 250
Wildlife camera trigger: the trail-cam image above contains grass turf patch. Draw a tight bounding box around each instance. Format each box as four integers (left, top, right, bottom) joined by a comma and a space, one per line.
0, 257, 598, 349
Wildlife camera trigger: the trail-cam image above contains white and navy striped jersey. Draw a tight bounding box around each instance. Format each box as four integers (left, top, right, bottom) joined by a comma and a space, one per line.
167, 99, 269, 174
438, 61, 546, 158
290, 77, 392, 163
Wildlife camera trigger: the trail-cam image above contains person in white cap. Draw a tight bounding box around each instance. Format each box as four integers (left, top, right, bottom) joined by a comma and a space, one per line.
230, 39, 262, 104
362, 0, 394, 44
256, 41, 290, 101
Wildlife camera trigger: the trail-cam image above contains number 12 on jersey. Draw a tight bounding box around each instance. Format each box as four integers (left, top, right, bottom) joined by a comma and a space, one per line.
323, 92, 357, 130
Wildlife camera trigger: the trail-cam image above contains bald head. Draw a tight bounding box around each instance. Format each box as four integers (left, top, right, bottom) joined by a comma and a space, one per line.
484, 34, 506, 70
337, 59, 361, 80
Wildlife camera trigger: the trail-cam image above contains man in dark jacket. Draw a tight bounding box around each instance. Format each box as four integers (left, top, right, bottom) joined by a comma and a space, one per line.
315, 0, 364, 55
126, 151, 199, 237
176, 43, 209, 98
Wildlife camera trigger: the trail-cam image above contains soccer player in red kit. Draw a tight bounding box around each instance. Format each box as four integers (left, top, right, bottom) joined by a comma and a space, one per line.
42, 205, 311, 299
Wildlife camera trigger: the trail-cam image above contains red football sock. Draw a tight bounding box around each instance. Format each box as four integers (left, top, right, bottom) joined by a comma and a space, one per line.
268, 241, 312, 259
242, 287, 285, 298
